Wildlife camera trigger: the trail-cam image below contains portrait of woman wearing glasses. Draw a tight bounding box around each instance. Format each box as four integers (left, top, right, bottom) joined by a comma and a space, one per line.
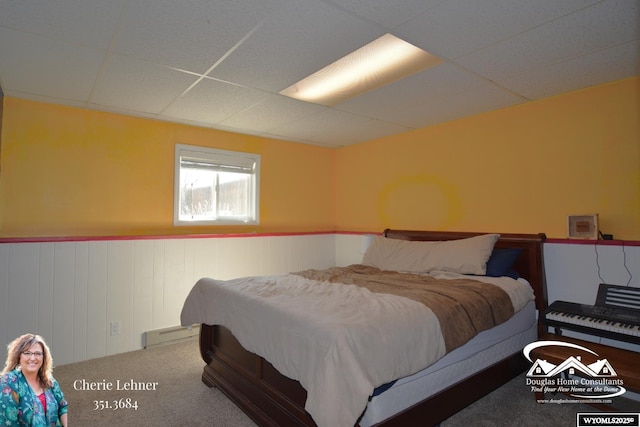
0, 334, 68, 426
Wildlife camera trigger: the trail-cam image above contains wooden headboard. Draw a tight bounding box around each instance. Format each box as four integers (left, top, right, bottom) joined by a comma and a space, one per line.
383, 229, 548, 317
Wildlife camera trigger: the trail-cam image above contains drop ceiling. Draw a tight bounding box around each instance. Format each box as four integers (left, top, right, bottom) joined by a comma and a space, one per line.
0, 0, 638, 147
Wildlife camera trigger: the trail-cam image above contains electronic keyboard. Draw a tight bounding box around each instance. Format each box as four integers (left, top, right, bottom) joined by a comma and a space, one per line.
542, 284, 640, 345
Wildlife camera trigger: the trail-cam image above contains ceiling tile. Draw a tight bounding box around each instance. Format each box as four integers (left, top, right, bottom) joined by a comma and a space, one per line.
113, 0, 291, 74
0, 27, 104, 102
326, 0, 443, 29
160, 78, 267, 124
387, 83, 526, 129
271, 109, 411, 146
220, 94, 327, 133
90, 54, 199, 114
337, 63, 491, 119
0, 0, 126, 49
396, 0, 602, 59
456, 0, 640, 82
500, 39, 640, 100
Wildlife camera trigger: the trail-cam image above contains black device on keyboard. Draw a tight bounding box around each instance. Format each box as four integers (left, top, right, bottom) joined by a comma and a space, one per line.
542, 284, 640, 345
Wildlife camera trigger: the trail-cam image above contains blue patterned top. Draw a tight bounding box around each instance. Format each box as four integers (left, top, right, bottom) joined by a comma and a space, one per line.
0, 369, 68, 426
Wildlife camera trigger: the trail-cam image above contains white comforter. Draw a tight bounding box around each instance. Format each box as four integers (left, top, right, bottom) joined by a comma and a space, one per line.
180, 271, 533, 427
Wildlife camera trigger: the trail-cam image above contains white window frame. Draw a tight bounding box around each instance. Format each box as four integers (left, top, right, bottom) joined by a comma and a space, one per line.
174, 144, 260, 226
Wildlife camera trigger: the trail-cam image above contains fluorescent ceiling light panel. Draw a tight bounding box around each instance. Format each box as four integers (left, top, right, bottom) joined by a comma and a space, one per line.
280, 33, 442, 106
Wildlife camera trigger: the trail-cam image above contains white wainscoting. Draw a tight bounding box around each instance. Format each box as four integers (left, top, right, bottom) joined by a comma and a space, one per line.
544, 242, 640, 304
0, 234, 335, 366
1, 233, 638, 366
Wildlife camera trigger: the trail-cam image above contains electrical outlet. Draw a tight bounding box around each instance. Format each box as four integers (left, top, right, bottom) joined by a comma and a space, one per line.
110, 321, 121, 336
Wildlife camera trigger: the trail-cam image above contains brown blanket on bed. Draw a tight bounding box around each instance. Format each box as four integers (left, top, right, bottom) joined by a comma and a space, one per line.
293, 264, 514, 352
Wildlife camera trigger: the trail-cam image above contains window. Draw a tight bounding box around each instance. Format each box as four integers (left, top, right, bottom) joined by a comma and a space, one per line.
174, 144, 260, 225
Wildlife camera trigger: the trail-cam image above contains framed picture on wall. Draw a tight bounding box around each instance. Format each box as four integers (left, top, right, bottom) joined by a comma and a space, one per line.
567, 214, 599, 239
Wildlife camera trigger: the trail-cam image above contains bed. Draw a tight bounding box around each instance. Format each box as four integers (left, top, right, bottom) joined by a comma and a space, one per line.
181, 229, 547, 427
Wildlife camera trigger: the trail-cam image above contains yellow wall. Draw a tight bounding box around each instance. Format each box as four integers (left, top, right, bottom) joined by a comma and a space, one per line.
1, 77, 638, 240
335, 77, 640, 240
0, 98, 335, 237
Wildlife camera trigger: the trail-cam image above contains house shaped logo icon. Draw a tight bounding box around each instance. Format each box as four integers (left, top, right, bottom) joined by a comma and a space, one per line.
526, 354, 617, 378
528, 358, 555, 376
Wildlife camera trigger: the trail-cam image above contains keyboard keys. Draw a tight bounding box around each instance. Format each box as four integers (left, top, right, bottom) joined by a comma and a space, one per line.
544, 308, 640, 341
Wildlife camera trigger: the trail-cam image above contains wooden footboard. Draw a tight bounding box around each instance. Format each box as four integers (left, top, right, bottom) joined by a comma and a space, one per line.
200, 324, 314, 427
197, 230, 547, 427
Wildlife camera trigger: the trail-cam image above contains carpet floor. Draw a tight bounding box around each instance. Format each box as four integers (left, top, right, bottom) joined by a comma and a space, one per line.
52, 339, 639, 426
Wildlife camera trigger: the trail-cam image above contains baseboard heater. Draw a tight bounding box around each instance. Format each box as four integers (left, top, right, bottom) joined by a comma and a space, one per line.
144, 324, 200, 349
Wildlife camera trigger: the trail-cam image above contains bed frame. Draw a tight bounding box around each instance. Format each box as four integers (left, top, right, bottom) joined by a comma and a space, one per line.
198, 230, 547, 427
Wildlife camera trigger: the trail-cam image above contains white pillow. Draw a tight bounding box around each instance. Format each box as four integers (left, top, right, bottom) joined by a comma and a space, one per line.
362, 234, 500, 275
424, 234, 500, 274
362, 236, 436, 273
